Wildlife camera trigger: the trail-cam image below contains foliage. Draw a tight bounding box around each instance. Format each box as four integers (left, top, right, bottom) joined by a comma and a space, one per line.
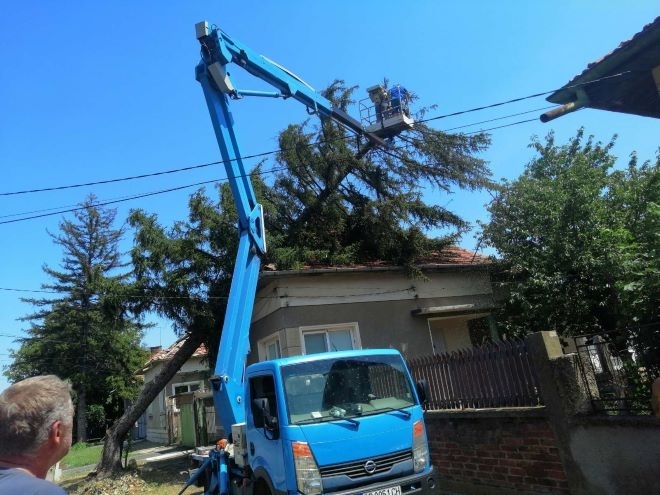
481, 129, 660, 365
264, 80, 495, 270
127, 181, 265, 366
620, 360, 657, 415
6, 195, 148, 441
86, 404, 107, 440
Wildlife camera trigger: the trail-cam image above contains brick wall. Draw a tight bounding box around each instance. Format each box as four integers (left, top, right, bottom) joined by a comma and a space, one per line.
425, 409, 569, 495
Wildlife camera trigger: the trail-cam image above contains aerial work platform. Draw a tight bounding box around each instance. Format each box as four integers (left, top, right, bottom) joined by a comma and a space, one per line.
359, 84, 414, 139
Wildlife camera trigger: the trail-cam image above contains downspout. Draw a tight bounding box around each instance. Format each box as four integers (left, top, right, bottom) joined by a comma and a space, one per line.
540, 88, 590, 122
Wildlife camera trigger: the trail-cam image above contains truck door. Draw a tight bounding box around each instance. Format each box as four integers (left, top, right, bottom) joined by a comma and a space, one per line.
248, 374, 286, 492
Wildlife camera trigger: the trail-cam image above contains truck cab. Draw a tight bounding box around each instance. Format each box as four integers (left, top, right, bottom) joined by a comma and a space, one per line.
236, 349, 436, 495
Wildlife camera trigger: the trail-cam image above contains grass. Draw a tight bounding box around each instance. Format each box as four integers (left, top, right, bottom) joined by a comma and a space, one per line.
61, 442, 104, 469
60, 457, 204, 495
60, 440, 152, 470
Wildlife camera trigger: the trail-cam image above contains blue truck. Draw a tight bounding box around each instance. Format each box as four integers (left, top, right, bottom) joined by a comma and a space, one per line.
186, 21, 437, 495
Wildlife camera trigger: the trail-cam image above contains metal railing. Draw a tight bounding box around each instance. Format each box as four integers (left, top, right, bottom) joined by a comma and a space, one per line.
407, 339, 542, 410
571, 334, 653, 415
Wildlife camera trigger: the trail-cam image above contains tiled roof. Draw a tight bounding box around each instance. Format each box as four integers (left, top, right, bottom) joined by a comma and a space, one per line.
567, 16, 660, 83
415, 245, 491, 265
547, 16, 660, 119
260, 245, 490, 277
144, 337, 208, 368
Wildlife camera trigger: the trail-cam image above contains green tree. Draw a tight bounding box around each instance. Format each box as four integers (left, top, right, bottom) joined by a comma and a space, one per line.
6, 195, 147, 442
481, 129, 659, 345
266, 81, 494, 269
606, 153, 660, 368
97, 183, 250, 476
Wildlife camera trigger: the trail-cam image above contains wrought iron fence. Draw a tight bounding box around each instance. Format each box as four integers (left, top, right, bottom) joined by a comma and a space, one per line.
570, 334, 653, 415
406, 339, 542, 410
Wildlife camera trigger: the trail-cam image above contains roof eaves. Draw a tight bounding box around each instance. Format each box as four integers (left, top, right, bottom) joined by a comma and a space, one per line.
547, 16, 660, 105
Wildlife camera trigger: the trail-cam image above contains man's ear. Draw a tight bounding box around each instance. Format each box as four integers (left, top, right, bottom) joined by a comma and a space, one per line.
50, 420, 64, 444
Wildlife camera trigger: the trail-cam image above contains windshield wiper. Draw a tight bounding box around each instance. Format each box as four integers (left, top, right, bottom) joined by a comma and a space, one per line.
330, 407, 360, 425
293, 413, 360, 426
378, 406, 412, 418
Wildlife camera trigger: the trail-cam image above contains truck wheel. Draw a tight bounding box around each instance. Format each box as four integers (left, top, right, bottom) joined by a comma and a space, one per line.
253, 478, 272, 495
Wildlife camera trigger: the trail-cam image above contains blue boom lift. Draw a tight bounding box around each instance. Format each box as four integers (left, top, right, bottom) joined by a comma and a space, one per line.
183, 21, 435, 495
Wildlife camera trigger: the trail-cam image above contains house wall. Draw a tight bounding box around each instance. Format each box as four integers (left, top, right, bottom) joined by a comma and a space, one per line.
254, 267, 493, 320
142, 356, 209, 444
250, 267, 494, 363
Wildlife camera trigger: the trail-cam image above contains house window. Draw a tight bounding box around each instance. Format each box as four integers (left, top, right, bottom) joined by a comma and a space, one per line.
258, 334, 282, 361
301, 323, 361, 355
173, 382, 201, 395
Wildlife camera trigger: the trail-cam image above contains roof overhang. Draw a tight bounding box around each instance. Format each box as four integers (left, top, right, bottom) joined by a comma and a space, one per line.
258, 262, 491, 289
541, 16, 660, 121
411, 303, 496, 318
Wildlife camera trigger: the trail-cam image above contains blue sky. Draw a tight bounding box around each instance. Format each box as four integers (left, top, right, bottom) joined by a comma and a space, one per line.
1, 2, 658, 392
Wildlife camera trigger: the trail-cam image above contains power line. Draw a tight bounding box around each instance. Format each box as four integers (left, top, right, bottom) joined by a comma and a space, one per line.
0, 179, 221, 225
0, 115, 538, 225
0, 149, 265, 197
416, 70, 632, 124
2, 72, 628, 224
0, 285, 417, 301
2, 71, 625, 199
464, 117, 540, 134
442, 105, 554, 132
3, 69, 635, 208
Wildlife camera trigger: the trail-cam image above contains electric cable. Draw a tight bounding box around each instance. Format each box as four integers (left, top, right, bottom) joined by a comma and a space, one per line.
1, 71, 630, 199
0, 72, 631, 224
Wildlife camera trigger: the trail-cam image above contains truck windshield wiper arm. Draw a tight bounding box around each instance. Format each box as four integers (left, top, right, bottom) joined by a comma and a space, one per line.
378, 406, 412, 418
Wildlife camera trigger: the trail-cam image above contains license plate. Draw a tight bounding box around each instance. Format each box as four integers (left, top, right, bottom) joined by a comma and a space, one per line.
364, 486, 402, 495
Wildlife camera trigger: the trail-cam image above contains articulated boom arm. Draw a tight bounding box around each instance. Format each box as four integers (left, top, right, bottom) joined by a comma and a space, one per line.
195, 22, 388, 149
194, 21, 388, 434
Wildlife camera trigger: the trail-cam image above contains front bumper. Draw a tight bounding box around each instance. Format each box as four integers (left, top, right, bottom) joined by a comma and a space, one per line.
327, 466, 439, 495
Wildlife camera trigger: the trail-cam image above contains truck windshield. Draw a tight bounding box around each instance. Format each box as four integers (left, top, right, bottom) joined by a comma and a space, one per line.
282, 354, 416, 425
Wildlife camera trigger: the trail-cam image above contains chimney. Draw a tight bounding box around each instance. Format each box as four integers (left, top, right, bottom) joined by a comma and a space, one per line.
150, 346, 162, 358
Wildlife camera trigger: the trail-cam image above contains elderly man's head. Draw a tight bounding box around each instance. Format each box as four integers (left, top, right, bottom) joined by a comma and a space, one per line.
0, 375, 74, 461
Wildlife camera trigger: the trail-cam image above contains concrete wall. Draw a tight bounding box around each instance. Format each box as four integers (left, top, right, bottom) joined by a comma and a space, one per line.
566, 416, 660, 494
250, 266, 495, 365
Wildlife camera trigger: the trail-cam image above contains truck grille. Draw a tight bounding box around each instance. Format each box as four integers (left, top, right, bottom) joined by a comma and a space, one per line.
320, 450, 412, 480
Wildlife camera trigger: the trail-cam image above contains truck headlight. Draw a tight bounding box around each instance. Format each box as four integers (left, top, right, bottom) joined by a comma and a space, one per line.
412, 420, 430, 473
292, 441, 322, 495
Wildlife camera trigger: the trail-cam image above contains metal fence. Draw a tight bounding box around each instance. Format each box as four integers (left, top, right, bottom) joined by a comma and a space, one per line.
570, 334, 652, 415
407, 339, 542, 410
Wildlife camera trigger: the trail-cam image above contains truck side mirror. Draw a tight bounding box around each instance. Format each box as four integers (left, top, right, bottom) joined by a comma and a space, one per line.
415, 379, 429, 407
253, 398, 279, 439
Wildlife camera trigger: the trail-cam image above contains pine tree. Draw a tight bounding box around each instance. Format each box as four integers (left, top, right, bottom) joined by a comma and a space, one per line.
7, 195, 147, 442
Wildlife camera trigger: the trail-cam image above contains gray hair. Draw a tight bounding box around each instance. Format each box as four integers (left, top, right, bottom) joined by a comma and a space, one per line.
0, 375, 74, 457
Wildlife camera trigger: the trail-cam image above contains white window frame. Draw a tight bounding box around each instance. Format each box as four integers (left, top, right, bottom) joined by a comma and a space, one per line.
172, 380, 202, 396
257, 333, 282, 361
299, 322, 362, 355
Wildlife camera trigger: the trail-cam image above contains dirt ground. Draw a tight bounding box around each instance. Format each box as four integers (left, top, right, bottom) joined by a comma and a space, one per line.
60, 457, 204, 495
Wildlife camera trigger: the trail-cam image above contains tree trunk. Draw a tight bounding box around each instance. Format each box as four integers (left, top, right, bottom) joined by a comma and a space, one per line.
95, 331, 206, 478
76, 388, 88, 443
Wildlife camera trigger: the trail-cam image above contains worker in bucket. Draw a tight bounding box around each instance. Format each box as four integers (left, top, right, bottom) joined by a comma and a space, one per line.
389, 84, 411, 117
